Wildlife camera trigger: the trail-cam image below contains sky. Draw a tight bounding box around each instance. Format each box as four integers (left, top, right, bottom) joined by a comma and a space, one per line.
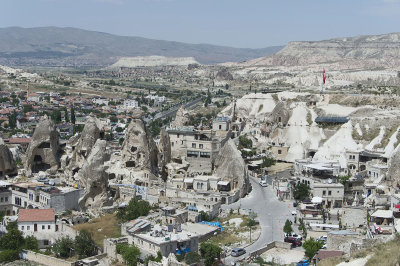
1, 0, 400, 48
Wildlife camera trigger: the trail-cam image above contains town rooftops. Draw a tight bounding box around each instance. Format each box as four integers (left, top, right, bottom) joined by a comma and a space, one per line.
18, 209, 55, 223
5, 138, 31, 144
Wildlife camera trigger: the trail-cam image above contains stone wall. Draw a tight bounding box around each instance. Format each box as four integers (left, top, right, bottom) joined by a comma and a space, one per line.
24, 250, 75, 266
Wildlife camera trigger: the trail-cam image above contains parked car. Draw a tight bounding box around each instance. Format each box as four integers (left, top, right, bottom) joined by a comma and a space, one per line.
318, 235, 327, 249
296, 259, 310, 266
284, 232, 302, 241
259, 180, 268, 187
231, 248, 246, 257
291, 210, 297, 215
284, 236, 302, 247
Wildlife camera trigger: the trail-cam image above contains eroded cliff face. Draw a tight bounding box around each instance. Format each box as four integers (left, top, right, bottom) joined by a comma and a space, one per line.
243, 32, 400, 68
25, 116, 60, 175
214, 139, 249, 196
158, 128, 171, 181
78, 139, 111, 211
170, 106, 190, 128
67, 116, 104, 174
0, 138, 17, 177
121, 114, 159, 175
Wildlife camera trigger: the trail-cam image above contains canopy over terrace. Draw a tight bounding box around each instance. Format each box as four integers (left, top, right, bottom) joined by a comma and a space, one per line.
302, 161, 341, 178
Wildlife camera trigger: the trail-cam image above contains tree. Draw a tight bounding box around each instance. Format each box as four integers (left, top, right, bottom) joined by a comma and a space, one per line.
0, 222, 24, 251
64, 107, 69, 123
51, 109, 62, 123
8, 111, 17, 129
71, 107, 76, 124
23, 104, 33, 113
283, 219, 293, 234
303, 237, 324, 261
75, 229, 96, 258
122, 245, 141, 266
0, 250, 19, 263
238, 134, 252, 149
144, 251, 162, 265
200, 242, 222, 266
53, 236, 74, 258
185, 252, 201, 265
199, 211, 211, 222
24, 236, 39, 251
293, 183, 310, 201
261, 157, 276, 168
117, 198, 151, 222
110, 115, 118, 123
115, 127, 124, 133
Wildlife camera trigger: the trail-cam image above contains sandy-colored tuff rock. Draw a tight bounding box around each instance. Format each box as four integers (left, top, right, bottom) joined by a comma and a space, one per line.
25, 116, 60, 175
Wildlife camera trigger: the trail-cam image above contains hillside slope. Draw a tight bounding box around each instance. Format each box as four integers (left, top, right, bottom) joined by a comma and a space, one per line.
241, 32, 400, 68
0, 27, 283, 66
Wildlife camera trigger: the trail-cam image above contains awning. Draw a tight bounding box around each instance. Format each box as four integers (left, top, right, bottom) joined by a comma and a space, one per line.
394, 204, 400, 209
184, 178, 194, 183
311, 197, 323, 204
371, 210, 393, 219
217, 181, 230, 186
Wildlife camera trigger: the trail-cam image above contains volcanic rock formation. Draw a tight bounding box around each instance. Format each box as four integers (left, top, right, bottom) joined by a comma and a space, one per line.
170, 106, 190, 128
67, 117, 104, 175
25, 116, 60, 175
121, 112, 159, 175
0, 138, 17, 177
158, 128, 171, 181
214, 139, 250, 196
78, 139, 111, 211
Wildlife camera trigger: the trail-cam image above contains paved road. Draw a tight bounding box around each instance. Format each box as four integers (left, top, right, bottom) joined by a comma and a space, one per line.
222, 177, 296, 265
154, 96, 203, 120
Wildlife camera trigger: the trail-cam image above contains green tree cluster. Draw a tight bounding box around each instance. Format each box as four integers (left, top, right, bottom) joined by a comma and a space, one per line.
53, 229, 96, 259
293, 183, 311, 201
117, 198, 151, 222
0, 222, 39, 263
200, 242, 222, 266
283, 219, 293, 234
238, 134, 252, 149
302, 237, 324, 261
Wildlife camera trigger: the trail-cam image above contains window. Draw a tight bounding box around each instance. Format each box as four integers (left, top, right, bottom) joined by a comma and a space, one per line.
328, 191, 332, 196
48, 225, 51, 229
0, 198, 3, 202
323, 190, 326, 196
200, 152, 210, 158
219, 125, 222, 130
199, 144, 203, 149
4, 197, 7, 202
43, 240, 49, 246
21, 226, 24, 230
171, 142, 174, 147
42, 225, 45, 230
27, 226, 30, 230
181, 141, 183, 145
278, 149, 282, 154
192, 143, 196, 148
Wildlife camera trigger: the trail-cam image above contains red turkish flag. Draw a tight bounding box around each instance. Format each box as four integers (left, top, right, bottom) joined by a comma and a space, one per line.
323, 69, 326, 84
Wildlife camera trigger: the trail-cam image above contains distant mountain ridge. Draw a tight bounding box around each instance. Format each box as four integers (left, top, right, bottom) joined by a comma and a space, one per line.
240, 32, 400, 68
0, 27, 283, 67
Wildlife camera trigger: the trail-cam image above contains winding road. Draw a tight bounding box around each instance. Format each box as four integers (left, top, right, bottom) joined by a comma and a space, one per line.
222, 177, 296, 264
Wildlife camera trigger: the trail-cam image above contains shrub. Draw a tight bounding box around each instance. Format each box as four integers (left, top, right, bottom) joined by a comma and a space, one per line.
0, 250, 19, 263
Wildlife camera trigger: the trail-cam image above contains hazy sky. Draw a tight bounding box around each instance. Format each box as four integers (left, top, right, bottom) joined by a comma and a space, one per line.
1, 0, 400, 48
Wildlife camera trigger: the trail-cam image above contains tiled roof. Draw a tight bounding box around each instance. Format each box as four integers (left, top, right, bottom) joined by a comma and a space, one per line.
18, 209, 55, 222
